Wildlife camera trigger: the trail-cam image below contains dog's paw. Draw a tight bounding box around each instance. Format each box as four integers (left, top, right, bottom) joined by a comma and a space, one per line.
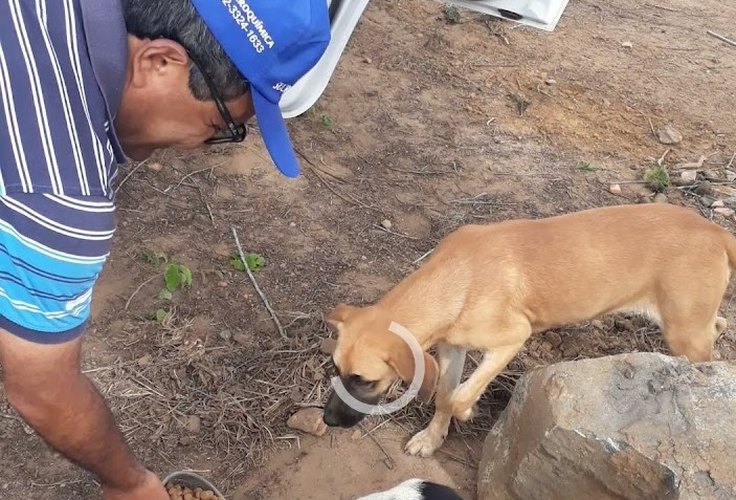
453, 404, 477, 422
405, 428, 444, 457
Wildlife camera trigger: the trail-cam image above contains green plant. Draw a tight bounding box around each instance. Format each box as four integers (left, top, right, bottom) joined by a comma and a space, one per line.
141, 249, 168, 266
230, 252, 266, 273
644, 165, 670, 192
321, 114, 334, 128
154, 308, 167, 323
157, 261, 193, 301
577, 161, 599, 172
442, 4, 461, 24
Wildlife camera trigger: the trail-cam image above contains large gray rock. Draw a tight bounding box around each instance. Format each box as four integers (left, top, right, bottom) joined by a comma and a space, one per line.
478, 353, 736, 500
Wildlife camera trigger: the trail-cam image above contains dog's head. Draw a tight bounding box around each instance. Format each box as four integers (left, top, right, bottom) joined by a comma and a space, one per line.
322, 303, 439, 428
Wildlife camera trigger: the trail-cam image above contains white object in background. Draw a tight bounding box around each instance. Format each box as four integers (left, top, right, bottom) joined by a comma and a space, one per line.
440, 0, 570, 32
280, 0, 370, 118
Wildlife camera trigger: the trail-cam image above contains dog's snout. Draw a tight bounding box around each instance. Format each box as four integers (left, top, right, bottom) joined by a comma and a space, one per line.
323, 386, 374, 428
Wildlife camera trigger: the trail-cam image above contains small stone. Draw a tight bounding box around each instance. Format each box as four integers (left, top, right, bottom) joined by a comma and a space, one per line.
714, 207, 735, 217
546, 331, 563, 348
680, 170, 698, 183
703, 170, 721, 181
233, 333, 249, 347
217, 280, 228, 288
712, 199, 725, 208
621, 41, 633, 48
700, 196, 717, 207
381, 219, 393, 229
363, 56, 372, 64
289, 222, 297, 228
726, 170, 736, 182
591, 320, 606, 331
609, 184, 622, 195
695, 180, 713, 196
320, 337, 337, 355
351, 429, 363, 440
656, 124, 683, 145
186, 415, 201, 434
218, 329, 232, 341
137, 354, 153, 367
287, 408, 328, 437
545, 78, 557, 85
653, 193, 668, 204
147, 162, 163, 172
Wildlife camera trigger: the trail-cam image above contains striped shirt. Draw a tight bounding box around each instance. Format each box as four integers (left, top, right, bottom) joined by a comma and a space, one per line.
0, 0, 128, 343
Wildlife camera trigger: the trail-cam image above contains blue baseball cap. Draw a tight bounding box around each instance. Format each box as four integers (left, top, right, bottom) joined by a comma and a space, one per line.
191, 0, 331, 178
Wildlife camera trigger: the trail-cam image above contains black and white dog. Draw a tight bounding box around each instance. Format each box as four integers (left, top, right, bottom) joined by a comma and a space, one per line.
356, 479, 463, 500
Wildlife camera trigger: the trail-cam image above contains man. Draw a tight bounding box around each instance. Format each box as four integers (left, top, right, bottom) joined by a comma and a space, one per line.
0, 0, 330, 498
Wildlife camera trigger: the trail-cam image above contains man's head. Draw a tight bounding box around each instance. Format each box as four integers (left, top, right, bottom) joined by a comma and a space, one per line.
322, 304, 439, 428
117, 0, 330, 176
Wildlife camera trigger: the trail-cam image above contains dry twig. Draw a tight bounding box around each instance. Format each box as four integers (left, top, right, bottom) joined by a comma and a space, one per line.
707, 30, 736, 48
232, 227, 287, 340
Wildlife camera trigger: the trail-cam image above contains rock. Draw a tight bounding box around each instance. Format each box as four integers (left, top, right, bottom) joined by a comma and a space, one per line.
381, 219, 393, 230
680, 170, 698, 183
147, 162, 163, 172
320, 337, 337, 355
699, 195, 717, 207
656, 124, 683, 145
653, 193, 668, 203
287, 408, 328, 437
546, 331, 563, 347
695, 181, 713, 196
711, 199, 725, 208
714, 207, 735, 217
702, 169, 720, 181
478, 353, 736, 500
363, 56, 372, 64
590, 319, 606, 331
185, 415, 201, 434
545, 78, 557, 85
609, 184, 622, 195
218, 329, 232, 341
726, 170, 736, 182
621, 41, 633, 48
233, 333, 250, 347
137, 354, 153, 367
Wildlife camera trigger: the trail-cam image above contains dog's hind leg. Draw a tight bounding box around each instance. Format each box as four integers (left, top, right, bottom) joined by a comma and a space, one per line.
405, 344, 466, 457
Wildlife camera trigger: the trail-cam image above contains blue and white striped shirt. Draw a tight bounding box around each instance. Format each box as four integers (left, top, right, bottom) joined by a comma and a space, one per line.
0, 0, 128, 342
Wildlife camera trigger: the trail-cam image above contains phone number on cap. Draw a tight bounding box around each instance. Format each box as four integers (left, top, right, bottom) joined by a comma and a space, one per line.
220, 0, 266, 53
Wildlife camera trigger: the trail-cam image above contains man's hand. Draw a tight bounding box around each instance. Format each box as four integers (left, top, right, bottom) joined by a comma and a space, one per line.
103, 470, 169, 500
0, 329, 164, 497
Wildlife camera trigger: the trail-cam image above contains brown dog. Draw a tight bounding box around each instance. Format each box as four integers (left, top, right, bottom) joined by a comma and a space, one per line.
322, 203, 736, 456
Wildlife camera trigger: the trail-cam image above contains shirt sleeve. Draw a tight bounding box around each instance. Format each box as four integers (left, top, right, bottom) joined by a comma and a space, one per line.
0, 192, 114, 344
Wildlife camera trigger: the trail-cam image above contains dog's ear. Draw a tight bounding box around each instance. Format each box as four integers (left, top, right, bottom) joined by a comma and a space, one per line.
388, 349, 439, 403
326, 304, 356, 331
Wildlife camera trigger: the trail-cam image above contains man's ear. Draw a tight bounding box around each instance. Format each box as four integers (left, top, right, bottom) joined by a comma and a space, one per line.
387, 349, 439, 403
326, 304, 356, 331
129, 38, 190, 88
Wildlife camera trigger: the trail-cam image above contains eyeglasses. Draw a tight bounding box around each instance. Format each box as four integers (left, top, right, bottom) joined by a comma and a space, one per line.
186, 51, 248, 145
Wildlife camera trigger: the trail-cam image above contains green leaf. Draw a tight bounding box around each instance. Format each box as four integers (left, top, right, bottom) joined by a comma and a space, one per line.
246, 253, 266, 272
155, 308, 167, 322
321, 114, 334, 128
159, 289, 173, 301
230, 254, 246, 272
181, 266, 193, 287
165, 263, 182, 292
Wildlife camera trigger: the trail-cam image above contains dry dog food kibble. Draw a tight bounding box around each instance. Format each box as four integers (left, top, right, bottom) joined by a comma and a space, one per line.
166, 482, 218, 500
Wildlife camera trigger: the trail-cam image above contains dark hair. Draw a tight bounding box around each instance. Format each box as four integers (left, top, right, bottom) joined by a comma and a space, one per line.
121, 0, 249, 101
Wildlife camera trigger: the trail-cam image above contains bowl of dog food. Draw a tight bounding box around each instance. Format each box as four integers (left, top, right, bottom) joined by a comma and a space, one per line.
163, 471, 224, 500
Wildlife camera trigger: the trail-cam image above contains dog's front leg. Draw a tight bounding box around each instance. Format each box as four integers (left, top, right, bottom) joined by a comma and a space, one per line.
450, 343, 524, 422
405, 343, 466, 457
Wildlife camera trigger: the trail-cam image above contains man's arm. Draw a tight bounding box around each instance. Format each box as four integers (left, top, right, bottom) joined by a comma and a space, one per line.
0, 329, 167, 499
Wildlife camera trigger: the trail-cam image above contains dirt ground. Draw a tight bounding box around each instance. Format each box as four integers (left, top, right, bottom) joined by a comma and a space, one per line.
1, 0, 735, 498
